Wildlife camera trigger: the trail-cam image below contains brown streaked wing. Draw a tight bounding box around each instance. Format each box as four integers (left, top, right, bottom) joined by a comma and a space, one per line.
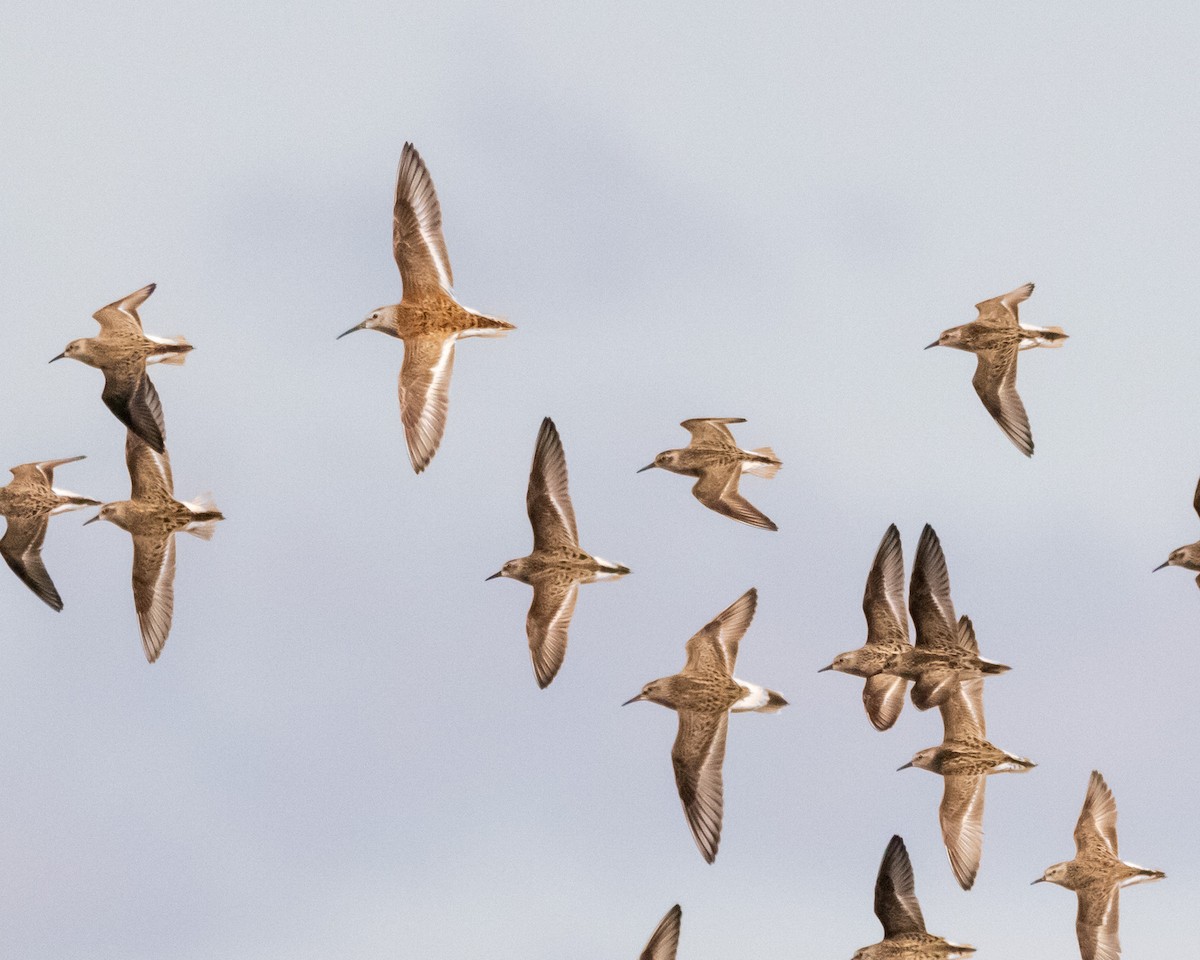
683, 588, 757, 675
398, 335, 456, 474
972, 347, 1033, 458
6, 463, 53, 490
526, 417, 578, 550
863, 674, 907, 731
1074, 770, 1119, 857
92, 283, 155, 335
974, 282, 1033, 323
125, 431, 174, 500
393, 142, 454, 302
940, 677, 986, 739
954, 614, 979, 654
639, 904, 682, 960
671, 710, 728, 864
680, 418, 744, 448
132, 533, 175, 663
1076, 888, 1120, 960
103, 365, 166, 454
526, 578, 578, 689
874, 835, 926, 938
909, 524, 957, 649
1192, 475, 1200, 521
34, 456, 87, 488
940, 775, 986, 890
911, 669, 959, 712
864, 524, 908, 645
692, 465, 777, 531
0, 514, 62, 611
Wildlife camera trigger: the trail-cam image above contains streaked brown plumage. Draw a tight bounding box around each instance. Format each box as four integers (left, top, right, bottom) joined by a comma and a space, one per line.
884, 525, 1010, 711
899, 673, 1035, 889
0, 455, 99, 610
51, 284, 192, 453
926, 283, 1067, 457
85, 432, 223, 663
819, 523, 912, 731
624, 588, 786, 863
639, 904, 681, 960
638, 418, 780, 530
851, 835, 975, 959
488, 417, 629, 688
1034, 771, 1165, 960
337, 142, 514, 474
1153, 474, 1200, 586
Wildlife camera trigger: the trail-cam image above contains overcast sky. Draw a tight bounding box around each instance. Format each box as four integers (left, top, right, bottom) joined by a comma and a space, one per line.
1, 2, 1196, 957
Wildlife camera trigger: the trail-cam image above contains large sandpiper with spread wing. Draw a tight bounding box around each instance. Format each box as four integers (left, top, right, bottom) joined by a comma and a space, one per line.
487, 417, 629, 687
51, 283, 191, 453
337, 142, 514, 474
1034, 771, 1164, 960
638, 904, 682, 960
851, 835, 974, 960
1153, 474, 1200, 586
85, 432, 223, 662
883, 525, 1009, 711
899, 669, 1035, 889
623, 588, 786, 863
638, 419, 780, 530
0, 456, 99, 610
819, 524, 913, 731
926, 283, 1067, 457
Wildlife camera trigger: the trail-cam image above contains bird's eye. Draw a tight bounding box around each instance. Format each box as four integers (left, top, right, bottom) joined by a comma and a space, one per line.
372, 314, 378, 319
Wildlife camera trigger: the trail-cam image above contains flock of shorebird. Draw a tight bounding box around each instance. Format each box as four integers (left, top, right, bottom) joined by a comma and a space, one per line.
1, 142, 1174, 958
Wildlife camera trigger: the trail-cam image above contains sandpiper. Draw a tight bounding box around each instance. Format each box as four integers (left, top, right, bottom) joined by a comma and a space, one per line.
0, 455, 99, 610
851, 834, 975, 959
337, 142, 514, 474
885, 525, 1010, 711
639, 904, 682, 960
487, 417, 630, 688
85, 432, 223, 663
623, 588, 786, 863
1034, 770, 1165, 960
819, 524, 912, 731
899, 675, 1035, 889
51, 284, 192, 454
1153, 474, 1200, 587
926, 283, 1067, 457
638, 419, 780, 531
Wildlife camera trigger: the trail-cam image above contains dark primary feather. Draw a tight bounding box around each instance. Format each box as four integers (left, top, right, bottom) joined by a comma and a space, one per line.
874, 835, 926, 937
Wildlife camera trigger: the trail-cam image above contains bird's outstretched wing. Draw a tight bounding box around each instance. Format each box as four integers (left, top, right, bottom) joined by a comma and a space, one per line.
393, 142, 454, 302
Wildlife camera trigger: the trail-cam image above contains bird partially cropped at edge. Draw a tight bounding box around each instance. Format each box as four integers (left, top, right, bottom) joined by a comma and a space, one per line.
819, 523, 913, 731
623, 588, 786, 863
50, 283, 192, 454
1034, 770, 1165, 960
85, 431, 223, 663
851, 834, 975, 959
926, 283, 1067, 457
638, 904, 682, 960
337, 142, 514, 474
638, 418, 780, 530
487, 417, 629, 688
1153, 474, 1200, 586
899, 671, 1035, 890
0, 455, 99, 610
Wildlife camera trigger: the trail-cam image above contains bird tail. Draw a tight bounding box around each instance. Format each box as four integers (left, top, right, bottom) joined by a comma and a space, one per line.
148, 336, 193, 364
1018, 325, 1068, 349
979, 659, 1011, 675
458, 312, 516, 339
743, 447, 782, 479
182, 493, 224, 540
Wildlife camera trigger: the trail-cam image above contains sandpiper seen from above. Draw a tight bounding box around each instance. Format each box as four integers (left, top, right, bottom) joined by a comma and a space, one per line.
819, 524, 913, 731
1034, 770, 1165, 960
926, 283, 1067, 457
638, 418, 780, 531
337, 142, 514, 474
487, 417, 629, 688
51, 283, 192, 453
624, 588, 786, 863
0, 455, 99, 610
899, 671, 1035, 889
851, 834, 975, 959
85, 432, 223, 663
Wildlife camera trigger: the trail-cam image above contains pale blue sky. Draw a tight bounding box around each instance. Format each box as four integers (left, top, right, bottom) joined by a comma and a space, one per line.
0, 2, 1196, 957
